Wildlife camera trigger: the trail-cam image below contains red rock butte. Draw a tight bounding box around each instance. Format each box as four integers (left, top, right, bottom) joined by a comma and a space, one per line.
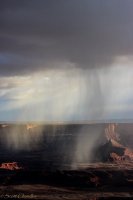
0, 162, 22, 170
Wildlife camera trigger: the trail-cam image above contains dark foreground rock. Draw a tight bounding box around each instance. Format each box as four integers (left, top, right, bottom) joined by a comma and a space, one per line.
0, 163, 133, 199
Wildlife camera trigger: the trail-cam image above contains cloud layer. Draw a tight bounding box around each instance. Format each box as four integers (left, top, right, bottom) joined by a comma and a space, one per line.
1, 0, 133, 75
0, 0, 133, 120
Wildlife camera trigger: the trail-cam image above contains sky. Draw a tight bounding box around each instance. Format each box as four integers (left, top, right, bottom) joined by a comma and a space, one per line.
0, 0, 133, 121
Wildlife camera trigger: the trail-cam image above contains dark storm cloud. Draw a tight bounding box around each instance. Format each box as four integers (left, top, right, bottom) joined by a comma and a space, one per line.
0, 0, 133, 75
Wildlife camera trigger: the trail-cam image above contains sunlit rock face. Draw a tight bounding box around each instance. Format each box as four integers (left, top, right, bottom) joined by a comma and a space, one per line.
0, 162, 22, 170
94, 124, 133, 162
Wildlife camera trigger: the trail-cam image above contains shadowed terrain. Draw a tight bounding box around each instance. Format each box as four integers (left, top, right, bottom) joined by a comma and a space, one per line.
0, 123, 133, 199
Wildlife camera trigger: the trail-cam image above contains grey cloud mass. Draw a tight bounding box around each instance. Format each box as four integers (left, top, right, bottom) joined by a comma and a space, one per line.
0, 0, 133, 121
0, 0, 133, 75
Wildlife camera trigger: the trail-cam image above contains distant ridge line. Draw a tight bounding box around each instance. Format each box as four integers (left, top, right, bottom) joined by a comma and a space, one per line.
0, 119, 133, 125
